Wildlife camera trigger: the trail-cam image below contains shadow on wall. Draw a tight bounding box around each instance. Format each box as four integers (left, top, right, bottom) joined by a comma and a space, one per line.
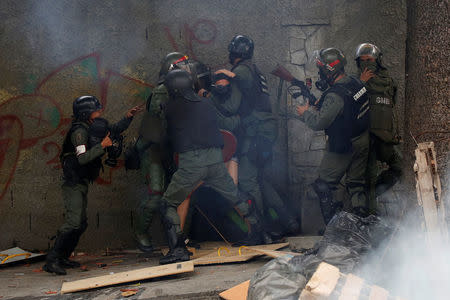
0, 53, 154, 201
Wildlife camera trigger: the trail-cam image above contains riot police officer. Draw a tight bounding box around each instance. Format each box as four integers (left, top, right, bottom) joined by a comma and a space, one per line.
159, 69, 263, 264
43, 96, 141, 275
296, 48, 370, 224
355, 43, 402, 213
133, 53, 211, 252
206, 72, 300, 237
216, 35, 285, 242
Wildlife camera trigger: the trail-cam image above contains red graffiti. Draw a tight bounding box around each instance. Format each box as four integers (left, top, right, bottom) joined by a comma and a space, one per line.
42, 142, 62, 170
164, 19, 228, 69
184, 19, 218, 60
0, 115, 23, 200
0, 52, 154, 200
0, 18, 222, 199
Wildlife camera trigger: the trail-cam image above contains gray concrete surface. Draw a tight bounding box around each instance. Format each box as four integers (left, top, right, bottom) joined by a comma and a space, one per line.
0, 251, 266, 299
0, 237, 322, 299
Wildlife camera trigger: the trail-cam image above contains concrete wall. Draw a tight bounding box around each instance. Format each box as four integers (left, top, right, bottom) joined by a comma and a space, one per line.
404, 0, 449, 218
0, 0, 407, 250
405, 0, 449, 184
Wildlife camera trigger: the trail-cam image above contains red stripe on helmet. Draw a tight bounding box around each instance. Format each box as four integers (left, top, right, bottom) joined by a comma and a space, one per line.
328, 59, 340, 67
172, 55, 189, 65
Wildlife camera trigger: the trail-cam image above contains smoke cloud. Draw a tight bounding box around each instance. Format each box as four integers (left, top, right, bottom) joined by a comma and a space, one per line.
356, 176, 450, 300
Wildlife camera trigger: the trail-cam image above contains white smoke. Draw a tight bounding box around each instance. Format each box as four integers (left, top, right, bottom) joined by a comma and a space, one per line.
356, 176, 450, 300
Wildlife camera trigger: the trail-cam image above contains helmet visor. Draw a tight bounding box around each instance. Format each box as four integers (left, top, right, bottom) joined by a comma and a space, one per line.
355, 43, 380, 59
312, 49, 325, 68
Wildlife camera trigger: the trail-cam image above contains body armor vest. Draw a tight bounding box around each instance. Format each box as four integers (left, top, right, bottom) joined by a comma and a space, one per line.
232, 60, 272, 118
366, 80, 396, 143
165, 95, 224, 153
318, 76, 369, 153
61, 121, 103, 184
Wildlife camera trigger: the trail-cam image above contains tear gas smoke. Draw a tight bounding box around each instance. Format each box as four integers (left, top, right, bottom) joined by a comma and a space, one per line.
356, 173, 450, 300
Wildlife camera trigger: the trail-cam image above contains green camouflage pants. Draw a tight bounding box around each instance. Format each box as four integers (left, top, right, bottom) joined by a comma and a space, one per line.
162, 160, 250, 235
134, 144, 167, 238
319, 131, 370, 209
366, 134, 403, 212
59, 182, 88, 234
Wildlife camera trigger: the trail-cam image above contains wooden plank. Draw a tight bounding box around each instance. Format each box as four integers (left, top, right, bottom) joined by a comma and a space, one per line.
219, 280, 250, 300
60, 261, 194, 294
192, 242, 288, 266
299, 262, 340, 299
247, 247, 299, 258
414, 142, 448, 243
369, 285, 389, 300
338, 274, 364, 300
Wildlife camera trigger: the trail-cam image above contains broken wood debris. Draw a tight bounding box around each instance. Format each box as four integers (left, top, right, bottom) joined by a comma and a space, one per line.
191, 242, 289, 266
60, 261, 194, 294
298, 262, 406, 300
219, 280, 250, 300
60, 242, 290, 294
0, 247, 45, 266
414, 141, 448, 243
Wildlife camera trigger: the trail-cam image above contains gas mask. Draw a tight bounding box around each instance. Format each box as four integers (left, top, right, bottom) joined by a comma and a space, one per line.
211, 83, 232, 101
315, 69, 330, 91
359, 60, 378, 72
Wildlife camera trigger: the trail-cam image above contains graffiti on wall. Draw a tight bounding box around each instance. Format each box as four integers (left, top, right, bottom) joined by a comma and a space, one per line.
164, 19, 228, 69
0, 53, 153, 200
0, 18, 226, 201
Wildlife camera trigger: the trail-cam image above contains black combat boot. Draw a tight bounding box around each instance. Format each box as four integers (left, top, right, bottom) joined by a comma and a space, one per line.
234, 215, 265, 246
135, 233, 154, 253
312, 179, 336, 225
159, 226, 191, 265
60, 228, 84, 268
43, 232, 72, 275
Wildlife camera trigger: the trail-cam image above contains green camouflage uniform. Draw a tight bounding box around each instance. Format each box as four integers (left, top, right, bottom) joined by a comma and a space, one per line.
210, 81, 298, 233
50, 117, 131, 261
231, 62, 278, 217
361, 68, 402, 212
302, 76, 369, 210
134, 84, 170, 248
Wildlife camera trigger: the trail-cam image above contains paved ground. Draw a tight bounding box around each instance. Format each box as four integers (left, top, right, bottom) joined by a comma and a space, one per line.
0, 236, 321, 299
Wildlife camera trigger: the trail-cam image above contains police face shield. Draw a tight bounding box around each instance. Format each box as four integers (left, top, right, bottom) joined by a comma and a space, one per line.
355, 43, 381, 60
190, 61, 212, 92
312, 50, 330, 91
195, 71, 212, 92
355, 43, 382, 70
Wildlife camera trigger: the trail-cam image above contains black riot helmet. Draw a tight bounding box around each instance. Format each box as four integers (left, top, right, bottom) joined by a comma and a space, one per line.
228, 35, 254, 64
158, 52, 189, 83
355, 42, 384, 68
164, 69, 199, 101
188, 60, 212, 92
313, 48, 347, 90
73, 95, 102, 121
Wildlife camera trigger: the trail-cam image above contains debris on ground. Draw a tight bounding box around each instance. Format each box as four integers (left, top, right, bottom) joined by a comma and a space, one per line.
60, 261, 194, 294
0, 247, 45, 266
247, 212, 392, 299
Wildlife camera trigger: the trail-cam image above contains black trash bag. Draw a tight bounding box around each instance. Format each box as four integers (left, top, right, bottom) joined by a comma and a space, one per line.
248, 212, 392, 300
248, 255, 307, 300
